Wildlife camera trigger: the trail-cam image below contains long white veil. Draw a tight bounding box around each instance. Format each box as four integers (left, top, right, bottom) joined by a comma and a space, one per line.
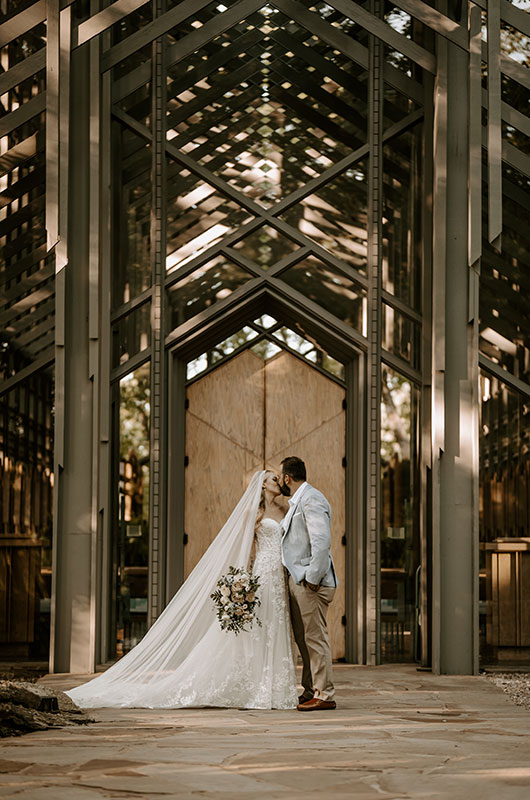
67, 470, 266, 707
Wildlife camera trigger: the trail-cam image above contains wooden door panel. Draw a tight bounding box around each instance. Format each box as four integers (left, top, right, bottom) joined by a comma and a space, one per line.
187, 349, 265, 455
264, 351, 344, 453
184, 350, 264, 578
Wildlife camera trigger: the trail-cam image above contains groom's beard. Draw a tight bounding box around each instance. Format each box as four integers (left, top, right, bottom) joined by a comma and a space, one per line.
279, 481, 291, 497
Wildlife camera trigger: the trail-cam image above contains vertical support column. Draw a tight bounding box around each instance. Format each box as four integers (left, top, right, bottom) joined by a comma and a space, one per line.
48, 0, 63, 674
97, 64, 113, 665
51, 36, 97, 674
45, 0, 59, 253
468, 3, 482, 270
487, 0, 502, 250
148, 2, 167, 623
431, 29, 447, 676
366, 0, 383, 665
88, 3, 102, 667
420, 70, 434, 668
431, 20, 479, 675
468, 3, 482, 676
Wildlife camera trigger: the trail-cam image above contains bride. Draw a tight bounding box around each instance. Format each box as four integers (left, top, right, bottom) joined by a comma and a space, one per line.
66, 470, 298, 709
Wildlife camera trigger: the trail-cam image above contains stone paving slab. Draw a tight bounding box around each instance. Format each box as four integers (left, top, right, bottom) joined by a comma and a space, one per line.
0, 665, 528, 799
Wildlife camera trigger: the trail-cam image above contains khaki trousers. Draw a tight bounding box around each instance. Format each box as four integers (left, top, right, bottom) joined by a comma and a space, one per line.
288, 575, 335, 700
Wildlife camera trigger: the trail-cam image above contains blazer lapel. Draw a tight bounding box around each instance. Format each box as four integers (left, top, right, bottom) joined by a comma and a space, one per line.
281, 492, 304, 539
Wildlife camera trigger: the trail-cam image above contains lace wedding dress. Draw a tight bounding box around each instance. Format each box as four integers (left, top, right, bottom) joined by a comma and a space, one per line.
66, 473, 298, 710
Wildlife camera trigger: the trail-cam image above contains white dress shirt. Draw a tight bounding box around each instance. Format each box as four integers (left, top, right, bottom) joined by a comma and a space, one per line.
281, 481, 308, 533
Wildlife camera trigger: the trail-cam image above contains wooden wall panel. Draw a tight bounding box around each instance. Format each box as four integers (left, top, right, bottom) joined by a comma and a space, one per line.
184, 350, 265, 577
187, 349, 265, 457
184, 348, 346, 658
265, 351, 346, 659
497, 552, 516, 646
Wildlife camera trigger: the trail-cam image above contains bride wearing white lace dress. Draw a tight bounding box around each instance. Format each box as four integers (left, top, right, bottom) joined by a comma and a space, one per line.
66, 470, 298, 710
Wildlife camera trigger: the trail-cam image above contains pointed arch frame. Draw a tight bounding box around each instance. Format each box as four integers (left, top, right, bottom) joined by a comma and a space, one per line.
165, 283, 366, 662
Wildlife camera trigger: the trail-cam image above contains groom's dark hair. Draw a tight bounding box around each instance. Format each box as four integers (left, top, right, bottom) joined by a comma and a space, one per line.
281, 456, 306, 482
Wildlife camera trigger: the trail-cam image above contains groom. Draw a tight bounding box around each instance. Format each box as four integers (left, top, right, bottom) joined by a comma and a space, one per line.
279, 456, 337, 711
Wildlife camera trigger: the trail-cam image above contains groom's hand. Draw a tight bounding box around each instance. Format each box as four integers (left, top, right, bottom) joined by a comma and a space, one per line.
305, 580, 319, 592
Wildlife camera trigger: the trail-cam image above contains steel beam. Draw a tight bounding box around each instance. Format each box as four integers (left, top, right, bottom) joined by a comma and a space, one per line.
0, 93, 46, 138
468, 2, 481, 268
436, 14, 478, 675
0, 49, 46, 96
76, 0, 149, 47
487, 0, 502, 249
0, 0, 46, 47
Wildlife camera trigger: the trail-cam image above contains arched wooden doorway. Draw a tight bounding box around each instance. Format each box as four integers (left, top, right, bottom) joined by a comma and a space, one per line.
184, 348, 347, 659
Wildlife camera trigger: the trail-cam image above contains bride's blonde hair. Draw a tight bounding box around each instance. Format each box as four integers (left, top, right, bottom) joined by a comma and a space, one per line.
254, 471, 274, 532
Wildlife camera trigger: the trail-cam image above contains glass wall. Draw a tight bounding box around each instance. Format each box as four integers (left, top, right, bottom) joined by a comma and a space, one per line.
186, 315, 345, 383
112, 127, 152, 309
0, 0, 53, 664
380, 366, 420, 662
479, 165, 530, 386
112, 363, 150, 657
0, 368, 54, 660
110, 0, 428, 666
478, 147, 530, 665
479, 371, 530, 666
382, 125, 423, 312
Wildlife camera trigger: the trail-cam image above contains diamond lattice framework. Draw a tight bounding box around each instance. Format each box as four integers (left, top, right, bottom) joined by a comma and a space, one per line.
166, 5, 369, 208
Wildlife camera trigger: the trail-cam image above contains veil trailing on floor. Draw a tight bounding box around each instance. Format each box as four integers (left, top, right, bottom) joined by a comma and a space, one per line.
66, 470, 266, 708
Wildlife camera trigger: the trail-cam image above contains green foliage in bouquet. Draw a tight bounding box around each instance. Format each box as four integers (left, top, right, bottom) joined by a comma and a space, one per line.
211, 566, 262, 635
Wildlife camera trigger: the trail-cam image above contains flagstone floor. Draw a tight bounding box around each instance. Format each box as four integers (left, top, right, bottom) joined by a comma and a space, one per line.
0, 664, 529, 799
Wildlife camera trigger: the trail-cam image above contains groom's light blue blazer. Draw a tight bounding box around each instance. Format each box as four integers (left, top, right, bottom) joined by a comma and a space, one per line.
281, 483, 337, 588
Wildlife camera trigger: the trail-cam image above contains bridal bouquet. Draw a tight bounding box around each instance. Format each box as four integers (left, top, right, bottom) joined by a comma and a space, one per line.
211, 566, 262, 635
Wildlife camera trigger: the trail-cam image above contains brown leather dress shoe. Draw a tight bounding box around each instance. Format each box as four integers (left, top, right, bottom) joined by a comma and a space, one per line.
297, 697, 336, 711
298, 694, 314, 705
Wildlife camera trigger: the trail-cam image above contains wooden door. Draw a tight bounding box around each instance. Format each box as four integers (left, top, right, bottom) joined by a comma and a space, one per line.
185, 348, 346, 658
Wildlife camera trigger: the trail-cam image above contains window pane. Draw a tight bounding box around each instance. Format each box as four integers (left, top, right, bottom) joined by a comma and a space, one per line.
167, 257, 252, 329
232, 225, 300, 269
479, 165, 530, 385
113, 127, 152, 308
479, 372, 530, 666
382, 303, 421, 369
0, 366, 54, 660
166, 162, 254, 273
210, 327, 259, 363
254, 314, 277, 329
280, 163, 368, 276
250, 340, 282, 360
112, 302, 151, 368
273, 327, 314, 356
272, 326, 345, 380
382, 125, 422, 310
115, 363, 150, 656
118, 84, 152, 129
280, 255, 367, 333
185, 322, 345, 383
187, 353, 208, 381
0, 20, 46, 70
380, 366, 420, 662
